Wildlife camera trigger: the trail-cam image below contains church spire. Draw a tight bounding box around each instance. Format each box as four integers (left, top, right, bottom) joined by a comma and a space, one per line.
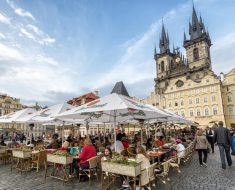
159, 22, 170, 54
190, 4, 202, 40
184, 31, 187, 42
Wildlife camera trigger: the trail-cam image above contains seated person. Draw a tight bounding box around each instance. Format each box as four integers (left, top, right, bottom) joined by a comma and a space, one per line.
102, 147, 112, 161
145, 137, 153, 150
121, 137, 129, 149
74, 138, 97, 177
155, 136, 165, 147
136, 146, 151, 187
70, 141, 81, 156
60, 141, 70, 152
110, 139, 124, 154
175, 139, 185, 158
0, 138, 6, 146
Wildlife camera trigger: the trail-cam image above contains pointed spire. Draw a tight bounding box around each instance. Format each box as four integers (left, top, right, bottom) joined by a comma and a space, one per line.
154, 45, 158, 60
159, 21, 170, 54
184, 31, 187, 41
189, 21, 192, 35
190, 4, 203, 40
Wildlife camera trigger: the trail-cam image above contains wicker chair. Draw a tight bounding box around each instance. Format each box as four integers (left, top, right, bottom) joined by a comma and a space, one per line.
79, 156, 100, 185
169, 155, 181, 173
155, 159, 172, 190
31, 150, 47, 172
140, 163, 157, 190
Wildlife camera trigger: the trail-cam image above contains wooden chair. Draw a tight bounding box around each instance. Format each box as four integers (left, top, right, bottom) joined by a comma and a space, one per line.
127, 147, 136, 157
140, 163, 157, 190
169, 155, 181, 173
79, 156, 100, 185
155, 159, 172, 190
31, 150, 47, 172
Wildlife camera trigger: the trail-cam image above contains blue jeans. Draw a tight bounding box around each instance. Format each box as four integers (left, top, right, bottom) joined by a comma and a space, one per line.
218, 144, 232, 168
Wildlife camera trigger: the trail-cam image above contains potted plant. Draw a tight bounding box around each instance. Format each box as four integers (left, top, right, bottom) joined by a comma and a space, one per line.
101, 153, 141, 177
47, 151, 73, 165
12, 148, 32, 158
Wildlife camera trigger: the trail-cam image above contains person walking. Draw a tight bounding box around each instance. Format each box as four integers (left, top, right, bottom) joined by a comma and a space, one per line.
206, 127, 215, 153
214, 121, 232, 169
194, 129, 210, 167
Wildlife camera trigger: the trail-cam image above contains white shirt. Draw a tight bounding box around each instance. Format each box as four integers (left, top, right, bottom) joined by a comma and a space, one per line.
176, 143, 185, 158
111, 140, 124, 154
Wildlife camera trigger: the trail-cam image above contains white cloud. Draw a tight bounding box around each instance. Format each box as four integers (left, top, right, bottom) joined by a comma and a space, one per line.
0, 32, 6, 39
15, 8, 36, 21
212, 32, 235, 74
36, 54, 58, 66
42, 37, 56, 44
20, 27, 36, 40
27, 24, 41, 35
0, 12, 11, 25
0, 43, 25, 62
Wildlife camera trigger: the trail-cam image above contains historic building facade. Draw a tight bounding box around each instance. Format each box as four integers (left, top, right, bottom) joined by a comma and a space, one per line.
0, 93, 22, 116
140, 6, 235, 127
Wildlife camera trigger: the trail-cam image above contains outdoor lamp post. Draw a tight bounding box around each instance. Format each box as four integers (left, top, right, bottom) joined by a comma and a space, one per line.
138, 119, 144, 145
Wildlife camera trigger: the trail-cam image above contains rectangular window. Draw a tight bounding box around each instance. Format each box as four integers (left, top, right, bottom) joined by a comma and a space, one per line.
196, 97, 200, 104
189, 99, 193, 105
190, 110, 194, 117
197, 109, 201, 116
228, 107, 234, 115
212, 95, 216, 102
213, 108, 218, 115
204, 96, 208, 103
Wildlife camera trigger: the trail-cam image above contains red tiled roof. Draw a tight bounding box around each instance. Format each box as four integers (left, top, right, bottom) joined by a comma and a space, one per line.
67, 92, 99, 106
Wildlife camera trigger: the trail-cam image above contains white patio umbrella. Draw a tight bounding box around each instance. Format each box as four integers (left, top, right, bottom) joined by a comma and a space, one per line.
30, 102, 84, 142
55, 93, 169, 149
0, 108, 37, 123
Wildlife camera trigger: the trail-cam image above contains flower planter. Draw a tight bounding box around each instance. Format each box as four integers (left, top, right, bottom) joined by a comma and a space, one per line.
12, 150, 32, 158
47, 154, 73, 165
102, 161, 141, 177
0, 149, 6, 154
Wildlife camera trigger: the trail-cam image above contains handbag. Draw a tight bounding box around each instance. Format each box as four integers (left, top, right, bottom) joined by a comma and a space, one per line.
231, 151, 235, 156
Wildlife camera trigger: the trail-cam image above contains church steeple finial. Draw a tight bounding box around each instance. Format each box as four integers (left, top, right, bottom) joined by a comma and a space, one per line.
159, 21, 170, 54
154, 44, 157, 60
184, 31, 187, 42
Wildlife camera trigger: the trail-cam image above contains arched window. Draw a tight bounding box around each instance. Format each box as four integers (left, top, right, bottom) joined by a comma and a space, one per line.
161, 61, 165, 72
212, 107, 218, 115
158, 64, 161, 71
204, 108, 209, 116
193, 48, 199, 61
196, 109, 201, 116
228, 95, 232, 103
190, 109, 194, 117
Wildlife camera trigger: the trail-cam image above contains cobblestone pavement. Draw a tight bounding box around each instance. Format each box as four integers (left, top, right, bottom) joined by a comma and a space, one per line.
0, 147, 234, 190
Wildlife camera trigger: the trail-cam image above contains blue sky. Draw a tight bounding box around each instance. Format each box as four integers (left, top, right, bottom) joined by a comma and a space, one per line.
0, 0, 235, 106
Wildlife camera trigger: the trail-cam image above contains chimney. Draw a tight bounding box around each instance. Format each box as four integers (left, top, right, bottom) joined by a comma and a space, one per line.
220, 72, 225, 81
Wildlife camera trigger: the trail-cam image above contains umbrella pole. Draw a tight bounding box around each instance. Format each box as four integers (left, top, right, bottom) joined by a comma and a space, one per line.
114, 110, 117, 152
62, 121, 65, 143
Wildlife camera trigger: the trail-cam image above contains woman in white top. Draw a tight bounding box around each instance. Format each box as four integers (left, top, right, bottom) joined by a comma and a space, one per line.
136, 146, 151, 186
175, 139, 185, 158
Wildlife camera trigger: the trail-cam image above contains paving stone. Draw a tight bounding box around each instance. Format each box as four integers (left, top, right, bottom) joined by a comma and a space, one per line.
0, 147, 234, 190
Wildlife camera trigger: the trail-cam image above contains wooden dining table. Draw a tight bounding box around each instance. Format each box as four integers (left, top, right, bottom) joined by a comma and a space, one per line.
148, 150, 168, 164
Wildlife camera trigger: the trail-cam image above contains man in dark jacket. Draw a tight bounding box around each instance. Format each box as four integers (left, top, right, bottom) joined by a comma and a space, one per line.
214, 121, 232, 169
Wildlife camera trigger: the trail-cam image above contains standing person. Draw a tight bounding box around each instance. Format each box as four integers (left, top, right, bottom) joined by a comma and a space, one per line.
214, 121, 232, 169
206, 127, 215, 153
194, 129, 210, 167
231, 133, 235, 155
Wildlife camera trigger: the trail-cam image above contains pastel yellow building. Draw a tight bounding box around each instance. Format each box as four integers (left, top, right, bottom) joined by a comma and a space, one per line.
139, 6, 235, 127
221, 69, 235, 128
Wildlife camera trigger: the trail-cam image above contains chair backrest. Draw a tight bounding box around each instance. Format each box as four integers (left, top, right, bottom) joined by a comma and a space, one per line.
162, 159, 171, 175
88, 156, 99, 168
146, 163, 156, 182
39, 150, 47, 162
